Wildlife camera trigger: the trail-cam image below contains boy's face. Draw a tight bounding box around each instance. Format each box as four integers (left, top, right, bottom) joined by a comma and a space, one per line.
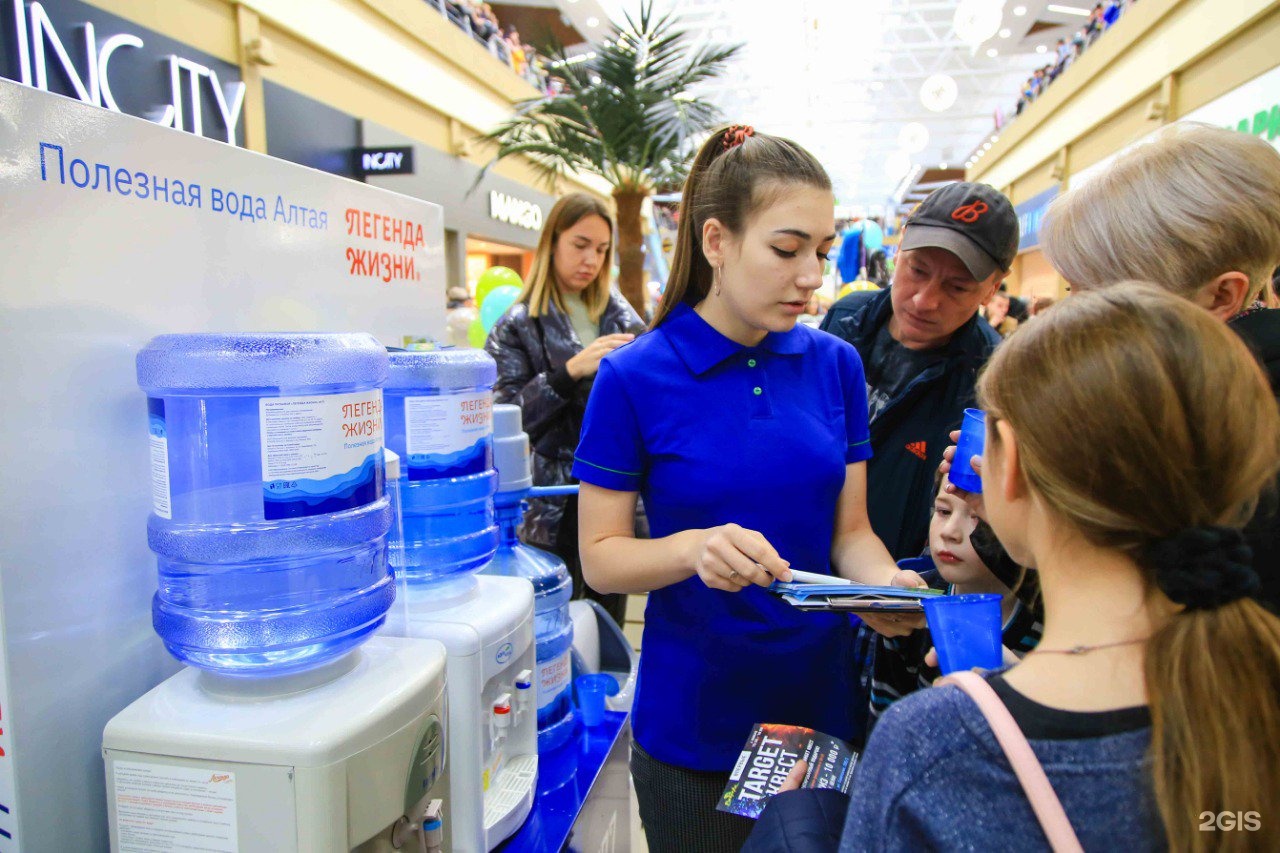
929, 483, 987, 585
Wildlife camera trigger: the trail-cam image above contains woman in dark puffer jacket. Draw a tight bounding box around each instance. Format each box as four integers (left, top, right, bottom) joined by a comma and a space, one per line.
485, 193, 644, 623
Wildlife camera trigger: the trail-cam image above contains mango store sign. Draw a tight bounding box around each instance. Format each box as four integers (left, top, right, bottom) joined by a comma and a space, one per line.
2, 0, 245, 144
489, 190, 544, 231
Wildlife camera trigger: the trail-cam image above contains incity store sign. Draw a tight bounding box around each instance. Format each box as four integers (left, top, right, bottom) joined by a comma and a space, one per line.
1, 0, 245, 145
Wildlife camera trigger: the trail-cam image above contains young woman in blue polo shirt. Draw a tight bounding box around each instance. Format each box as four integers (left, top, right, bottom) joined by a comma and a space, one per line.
573, 126, 921, 851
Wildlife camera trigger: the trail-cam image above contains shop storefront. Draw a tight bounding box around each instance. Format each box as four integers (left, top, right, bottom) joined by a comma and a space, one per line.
0, 0, 246, 145
1008, 185, 1060, 300
362, 121, 554, 294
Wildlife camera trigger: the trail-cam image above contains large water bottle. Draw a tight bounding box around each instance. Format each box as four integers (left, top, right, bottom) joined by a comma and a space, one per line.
136, 333, 394, 676
382, 349, 498, 590
481, 404, 575, 751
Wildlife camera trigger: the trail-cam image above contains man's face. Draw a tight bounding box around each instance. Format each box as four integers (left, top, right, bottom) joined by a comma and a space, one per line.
889, 246, 1002, 350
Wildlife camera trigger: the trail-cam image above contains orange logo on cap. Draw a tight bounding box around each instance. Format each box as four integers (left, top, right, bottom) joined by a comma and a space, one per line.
951, 201, 989, 224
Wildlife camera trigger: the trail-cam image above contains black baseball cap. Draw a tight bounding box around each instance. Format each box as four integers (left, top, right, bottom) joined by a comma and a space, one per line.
900, 182, 1019, 282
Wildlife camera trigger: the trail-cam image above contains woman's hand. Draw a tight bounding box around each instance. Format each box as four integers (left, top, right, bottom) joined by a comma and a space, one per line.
565, 333, 635, 380
924, 644, 1021, 672
691, 523, 793, 592
940, 429, 986, 520
777, 760, 809, 793
860, 569, 928, 637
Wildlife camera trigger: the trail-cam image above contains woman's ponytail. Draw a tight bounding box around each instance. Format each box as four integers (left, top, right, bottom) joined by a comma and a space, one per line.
1142, 532, 1280, 852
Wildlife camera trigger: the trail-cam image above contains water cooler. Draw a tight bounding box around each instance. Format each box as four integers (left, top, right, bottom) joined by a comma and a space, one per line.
379, 349, 538, 852
103, 334, 452, 851
480, 404, 577, 753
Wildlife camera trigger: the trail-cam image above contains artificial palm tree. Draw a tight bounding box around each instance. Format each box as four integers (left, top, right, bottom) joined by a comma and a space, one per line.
478, 1, 741, 316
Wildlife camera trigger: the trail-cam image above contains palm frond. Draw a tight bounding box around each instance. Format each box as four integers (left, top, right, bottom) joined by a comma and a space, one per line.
475, 0, 742, 193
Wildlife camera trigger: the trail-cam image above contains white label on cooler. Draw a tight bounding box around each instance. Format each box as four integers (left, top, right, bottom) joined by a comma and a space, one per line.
404, 391, 492, 457
260, 390, 384, 481
537, 649, 572, 711
114, 761, 238, 852
258, 390, 383, 518
149, 433, 172, 519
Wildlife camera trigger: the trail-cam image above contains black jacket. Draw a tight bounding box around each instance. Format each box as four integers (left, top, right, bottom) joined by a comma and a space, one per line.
1230, 307, 1280, 613
821, 288, 1001, 559
485, 292, 643, 549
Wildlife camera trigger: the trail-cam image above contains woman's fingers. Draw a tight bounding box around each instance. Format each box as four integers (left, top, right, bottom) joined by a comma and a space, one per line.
732, 527, 792, 583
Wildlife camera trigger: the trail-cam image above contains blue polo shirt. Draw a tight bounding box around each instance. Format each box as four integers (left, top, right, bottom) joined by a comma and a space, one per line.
572, 302, 874, 770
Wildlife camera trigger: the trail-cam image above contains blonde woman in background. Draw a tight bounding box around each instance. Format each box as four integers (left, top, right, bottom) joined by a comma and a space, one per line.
485, 193, 643, 623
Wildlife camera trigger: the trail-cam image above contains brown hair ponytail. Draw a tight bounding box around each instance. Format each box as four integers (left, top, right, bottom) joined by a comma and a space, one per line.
652, 125, 830, 329
978, 283, 1280, 851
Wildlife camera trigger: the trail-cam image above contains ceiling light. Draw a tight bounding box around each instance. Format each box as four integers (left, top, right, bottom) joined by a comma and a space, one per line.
982, 142, 992, 151
940, 162, 949, 170
898, 122, 930, 154
986, 48, 998, 58
1047, 4, 1091, 16
884, 150, 912, 180
920, 74, 958, 112
992, 135, 999, 142
954, 0, 1003, 46
999, 28, 1011, 38
1036, 44, 1048, 53
1013, 5, 1027, 15
586, 16, 600, 27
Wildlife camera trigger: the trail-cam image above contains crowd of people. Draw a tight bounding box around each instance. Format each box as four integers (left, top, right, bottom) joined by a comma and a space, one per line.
435, 0, 554, 92
482, 120, 1280, 851
1014, 1, 1134, 117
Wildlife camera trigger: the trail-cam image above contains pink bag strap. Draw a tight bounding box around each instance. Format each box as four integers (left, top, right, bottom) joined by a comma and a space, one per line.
939, 670, 1085, 853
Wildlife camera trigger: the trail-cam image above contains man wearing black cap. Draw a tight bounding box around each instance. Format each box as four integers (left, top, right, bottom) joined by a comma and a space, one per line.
821, 183, 1018, 559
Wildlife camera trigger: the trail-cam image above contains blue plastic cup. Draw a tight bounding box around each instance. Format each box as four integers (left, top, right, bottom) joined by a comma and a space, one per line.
949, 408, 986, 494
923, 593, 1003, 674
575, 673, 618, 727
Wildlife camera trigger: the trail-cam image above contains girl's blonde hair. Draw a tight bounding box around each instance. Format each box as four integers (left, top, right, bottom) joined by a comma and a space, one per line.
653, 125, 830, 328
519, 193, 614, 320
979, 282, 1280, 852
1042, 124, 1280, 303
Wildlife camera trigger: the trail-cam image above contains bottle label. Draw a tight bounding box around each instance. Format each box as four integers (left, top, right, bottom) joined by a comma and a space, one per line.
259, 390, 384, 520
147, 398, 172, 519
537, 649, 571, 711
404, 391, 493, 480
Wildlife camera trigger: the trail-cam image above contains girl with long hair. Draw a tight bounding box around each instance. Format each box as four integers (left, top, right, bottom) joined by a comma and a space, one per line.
573, 126, 917, 850
837, 284, 1280, 850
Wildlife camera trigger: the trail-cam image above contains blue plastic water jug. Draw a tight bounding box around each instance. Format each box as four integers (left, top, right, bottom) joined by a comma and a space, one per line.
136, 333, 393, 676
481, 404, 575, 751
383, 349, 499, 588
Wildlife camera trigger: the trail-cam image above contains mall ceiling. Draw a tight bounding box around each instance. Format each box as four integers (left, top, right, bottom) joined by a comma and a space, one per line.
594, 0, 1102, 213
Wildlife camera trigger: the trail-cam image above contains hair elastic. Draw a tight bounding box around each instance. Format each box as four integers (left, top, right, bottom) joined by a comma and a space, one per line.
1142, 526, 1258, 610
722, 125, 755, 151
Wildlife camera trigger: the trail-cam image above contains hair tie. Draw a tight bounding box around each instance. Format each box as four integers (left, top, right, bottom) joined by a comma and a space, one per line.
1142, 526, 1258, 610
722, 125, 755, 151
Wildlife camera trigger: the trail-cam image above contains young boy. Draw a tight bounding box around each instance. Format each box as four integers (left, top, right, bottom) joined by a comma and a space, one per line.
866, 473, 1041, 728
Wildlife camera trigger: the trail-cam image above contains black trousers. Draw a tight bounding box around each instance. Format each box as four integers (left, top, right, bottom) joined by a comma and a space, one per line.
631, 741, 755, 852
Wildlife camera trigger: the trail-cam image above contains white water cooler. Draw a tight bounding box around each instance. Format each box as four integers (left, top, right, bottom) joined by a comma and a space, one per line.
102, 636, 450, 852
382, 575, 538, 852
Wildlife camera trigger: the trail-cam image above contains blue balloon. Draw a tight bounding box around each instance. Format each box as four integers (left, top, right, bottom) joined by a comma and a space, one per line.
480, 285, 522, 332
863, 220, 885, 252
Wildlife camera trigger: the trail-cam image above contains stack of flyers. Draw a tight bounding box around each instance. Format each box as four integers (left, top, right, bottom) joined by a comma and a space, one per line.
718, 723, 859, 819
771, 580, 944, 614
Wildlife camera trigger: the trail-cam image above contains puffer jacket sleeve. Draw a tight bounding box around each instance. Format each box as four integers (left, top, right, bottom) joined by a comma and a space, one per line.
485, 310, 578, 441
